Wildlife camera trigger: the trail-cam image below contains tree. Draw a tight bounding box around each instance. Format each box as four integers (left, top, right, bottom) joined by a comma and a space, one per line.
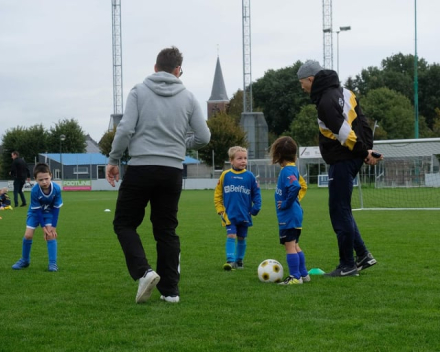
287, 104, 319, 146
226, 89, 244, 124
47, 118, 87, 153
98, 130, 115, 157
418, 63, 440, 128
347, 53, 439, 128
252, 61, 310, 136
197, 113, 247, 168
0, 125, 48, 178
360, 87, 431, 140
432, 108, 440, 136
98, 129, 130, 163
346, 66, 385, 97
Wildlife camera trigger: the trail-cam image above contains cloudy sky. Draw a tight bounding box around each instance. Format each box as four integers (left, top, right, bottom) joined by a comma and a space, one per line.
1, 0, 439, 143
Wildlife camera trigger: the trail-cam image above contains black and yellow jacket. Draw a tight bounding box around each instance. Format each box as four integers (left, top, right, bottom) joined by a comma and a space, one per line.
310, 69, 373, 165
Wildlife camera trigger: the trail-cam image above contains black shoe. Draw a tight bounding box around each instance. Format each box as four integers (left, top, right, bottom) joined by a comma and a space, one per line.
356, 252, 377, 271
236, 260, 244, 269
324, 265, 359, 277
20, 204, 27, 207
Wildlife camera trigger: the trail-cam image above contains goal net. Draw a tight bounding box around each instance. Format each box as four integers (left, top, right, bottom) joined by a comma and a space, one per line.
352, 138, 440, 210
245, 138, 440, 210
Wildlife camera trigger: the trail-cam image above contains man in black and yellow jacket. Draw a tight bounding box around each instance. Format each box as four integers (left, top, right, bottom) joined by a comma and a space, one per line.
297, 60, 381, 277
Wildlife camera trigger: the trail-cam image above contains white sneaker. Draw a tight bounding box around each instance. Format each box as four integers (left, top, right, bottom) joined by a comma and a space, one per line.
302, 274, 311, 282
135, 270, 160, 303
160, 295, 180, 303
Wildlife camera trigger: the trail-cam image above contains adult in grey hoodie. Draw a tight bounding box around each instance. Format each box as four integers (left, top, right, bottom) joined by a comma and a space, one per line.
106, 47, 210, 304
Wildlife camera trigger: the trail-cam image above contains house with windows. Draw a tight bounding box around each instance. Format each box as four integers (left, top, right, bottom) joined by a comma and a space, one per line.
38, 153, 109, 181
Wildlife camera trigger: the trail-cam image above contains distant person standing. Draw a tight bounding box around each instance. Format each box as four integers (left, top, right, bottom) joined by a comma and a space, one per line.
297, 60, 381, 277
10, 151, 30, 207
106, 46, 210, 304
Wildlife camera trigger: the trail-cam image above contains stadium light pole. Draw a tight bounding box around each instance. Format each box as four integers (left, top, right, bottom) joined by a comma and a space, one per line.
414, 0, 419, 139
336, 26, 351, 76
60, 134, 66, 180
323, 26, 351, 76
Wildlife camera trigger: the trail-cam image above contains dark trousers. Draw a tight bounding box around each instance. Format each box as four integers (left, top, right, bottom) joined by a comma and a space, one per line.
328, 159, 368, 267
13, 179, 26, 207
113, 165, 182, 297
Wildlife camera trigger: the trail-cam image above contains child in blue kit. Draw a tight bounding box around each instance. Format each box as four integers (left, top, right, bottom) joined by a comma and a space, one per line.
214, 146, 262, 270
12, 163, 63, 272
270, 136, 310, 284
0, 187, 13, 210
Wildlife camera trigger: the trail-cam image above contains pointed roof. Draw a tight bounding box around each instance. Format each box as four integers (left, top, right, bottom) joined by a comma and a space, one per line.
208, 57, 228, 102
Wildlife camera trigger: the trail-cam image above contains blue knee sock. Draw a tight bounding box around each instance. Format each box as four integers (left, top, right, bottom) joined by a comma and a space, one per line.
236, 239, 247, 262
47, 239, 57, 265
286, 253, 300, 279
297, 251, 308, 277
226, 237, 236, 262
22, 238, 33, 262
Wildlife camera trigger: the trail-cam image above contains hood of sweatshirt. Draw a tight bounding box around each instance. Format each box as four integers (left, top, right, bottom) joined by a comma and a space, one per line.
310, 69, 340, 104
144, 71, 186, 97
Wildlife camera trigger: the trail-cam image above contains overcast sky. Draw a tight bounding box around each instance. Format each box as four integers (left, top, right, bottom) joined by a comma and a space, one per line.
1, 0, 439, 143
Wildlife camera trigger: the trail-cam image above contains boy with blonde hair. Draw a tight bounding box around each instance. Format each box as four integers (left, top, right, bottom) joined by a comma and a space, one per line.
0, 187, 13, 210
214, 146, 262, 270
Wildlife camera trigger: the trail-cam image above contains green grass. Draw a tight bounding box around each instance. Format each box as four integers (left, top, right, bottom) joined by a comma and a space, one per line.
0, 189, 439, 352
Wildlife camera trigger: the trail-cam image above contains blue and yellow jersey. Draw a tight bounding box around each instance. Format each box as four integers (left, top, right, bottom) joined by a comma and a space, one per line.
275, 163, 306, 230
0, 192, 11, 206
214, 168, 261, 227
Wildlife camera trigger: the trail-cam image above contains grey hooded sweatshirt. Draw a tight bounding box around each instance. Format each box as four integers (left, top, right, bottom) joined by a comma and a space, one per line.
109, 71, 210, 169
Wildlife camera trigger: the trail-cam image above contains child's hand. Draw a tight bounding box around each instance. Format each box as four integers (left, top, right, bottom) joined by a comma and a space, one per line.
277, 201, 283, 209
43, 226, 58, 241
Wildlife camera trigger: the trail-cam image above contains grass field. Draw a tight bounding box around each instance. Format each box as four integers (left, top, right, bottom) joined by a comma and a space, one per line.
0, 188, 439, 352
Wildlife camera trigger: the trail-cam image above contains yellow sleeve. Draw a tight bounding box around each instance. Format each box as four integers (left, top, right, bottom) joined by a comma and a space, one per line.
214, 171, 226, 214
298, 175, 307, 202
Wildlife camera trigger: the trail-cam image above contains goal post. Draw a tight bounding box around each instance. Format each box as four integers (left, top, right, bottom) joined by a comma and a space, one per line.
245, 138, 440, 211
352, 138, 440, 210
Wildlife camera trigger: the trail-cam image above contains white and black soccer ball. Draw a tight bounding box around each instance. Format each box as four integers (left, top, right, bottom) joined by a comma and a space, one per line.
258, 259, 284, 283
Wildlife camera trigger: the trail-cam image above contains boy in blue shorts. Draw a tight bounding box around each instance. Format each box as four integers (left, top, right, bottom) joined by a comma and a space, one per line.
270, 136, 310, 284
12, 163, 63, 272
214, 146, 262, 270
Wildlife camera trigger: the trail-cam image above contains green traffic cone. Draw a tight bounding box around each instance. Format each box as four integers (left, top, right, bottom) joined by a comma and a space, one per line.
308, 268, 325, 275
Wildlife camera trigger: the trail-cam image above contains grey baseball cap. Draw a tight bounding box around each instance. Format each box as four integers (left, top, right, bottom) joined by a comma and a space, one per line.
297, 60, 323, 79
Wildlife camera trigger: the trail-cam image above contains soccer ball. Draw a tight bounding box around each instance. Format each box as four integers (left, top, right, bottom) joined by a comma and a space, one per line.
258, 259, 284, 283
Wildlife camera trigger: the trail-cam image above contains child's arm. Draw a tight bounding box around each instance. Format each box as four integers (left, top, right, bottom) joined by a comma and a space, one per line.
298, 175, 308, 202
214, 173, 226, 215
250, 176, 262, 216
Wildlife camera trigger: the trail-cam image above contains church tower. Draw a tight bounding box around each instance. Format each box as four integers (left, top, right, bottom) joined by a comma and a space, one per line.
207, 56, 229, 119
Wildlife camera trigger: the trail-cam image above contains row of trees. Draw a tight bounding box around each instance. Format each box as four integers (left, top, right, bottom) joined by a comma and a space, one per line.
2, 53, 439, 173
203, 53, 440, 162
0, 119, 87, 179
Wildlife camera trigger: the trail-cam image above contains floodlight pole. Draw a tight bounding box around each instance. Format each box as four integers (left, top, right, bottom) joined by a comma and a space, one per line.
336, 26, 351, 76
60, 134, 66, 180
414, 0, 419, 139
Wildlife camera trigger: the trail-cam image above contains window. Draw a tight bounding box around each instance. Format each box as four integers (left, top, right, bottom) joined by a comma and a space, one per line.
74, 166, 88, 175
97, 165, 106, 179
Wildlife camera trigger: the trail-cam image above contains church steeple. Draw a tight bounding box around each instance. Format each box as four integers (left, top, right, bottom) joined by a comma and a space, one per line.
207, 56, 229, 119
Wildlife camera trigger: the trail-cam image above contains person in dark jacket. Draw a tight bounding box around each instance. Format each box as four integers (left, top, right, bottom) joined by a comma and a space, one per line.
297, 60, 382, 277
10, 151, 30, 207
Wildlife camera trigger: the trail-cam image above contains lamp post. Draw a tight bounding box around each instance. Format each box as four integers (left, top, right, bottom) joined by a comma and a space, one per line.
59, 134, 66, 180
336, 26, 351, 76
414, 0, 419, 139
